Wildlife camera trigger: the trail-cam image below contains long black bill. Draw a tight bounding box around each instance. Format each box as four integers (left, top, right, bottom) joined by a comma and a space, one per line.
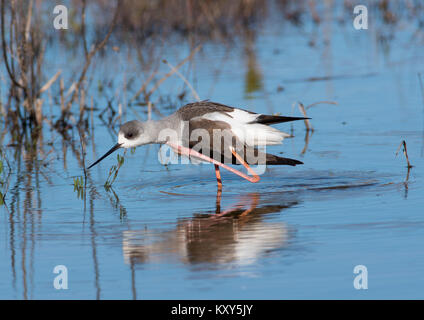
88, 143, 122, 169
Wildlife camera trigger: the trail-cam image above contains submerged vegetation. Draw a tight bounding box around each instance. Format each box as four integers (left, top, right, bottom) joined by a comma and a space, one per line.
73, 175, 85, 199
104, 153, 125, 191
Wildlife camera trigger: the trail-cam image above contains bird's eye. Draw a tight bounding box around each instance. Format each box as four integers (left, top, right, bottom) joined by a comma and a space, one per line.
126, 132, 134, 139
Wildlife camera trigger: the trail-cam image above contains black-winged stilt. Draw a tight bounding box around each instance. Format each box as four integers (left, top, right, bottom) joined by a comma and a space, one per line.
88, 101, 307, 188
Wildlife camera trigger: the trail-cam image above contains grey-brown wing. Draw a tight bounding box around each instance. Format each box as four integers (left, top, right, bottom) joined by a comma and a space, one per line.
176, 101, 235, 121
184, 118, 303, 166
182, 118, 257, 164
181, 118, 236, 164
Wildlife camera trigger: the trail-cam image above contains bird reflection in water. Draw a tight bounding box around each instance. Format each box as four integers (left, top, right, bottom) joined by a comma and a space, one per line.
122, 192, 299, 267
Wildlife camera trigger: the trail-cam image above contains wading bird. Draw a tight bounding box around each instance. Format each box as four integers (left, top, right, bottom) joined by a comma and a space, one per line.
88, 101, 307, 188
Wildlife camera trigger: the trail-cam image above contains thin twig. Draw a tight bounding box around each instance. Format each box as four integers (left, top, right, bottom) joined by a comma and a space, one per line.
59, 76, 65, 114
78, 88, 85, 123
130, 70, 157, 103
306, 100, 338, 110
163, 58, 201, 101
24, 0, 33, 42
38, 69, 61, 94
1, 0, 24, 89
78, 127, 87, 182
396, 140, 413, 168
147, 100, 152, 120
81, 0, 88, 59
145, 44, 202, 100
298, 102, 313, 131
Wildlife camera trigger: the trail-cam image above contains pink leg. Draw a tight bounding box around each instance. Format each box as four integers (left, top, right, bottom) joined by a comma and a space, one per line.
167, 142, 260, 185
215, 193, 260, 218
230, 147, 260, 183
214, 164, 222, 189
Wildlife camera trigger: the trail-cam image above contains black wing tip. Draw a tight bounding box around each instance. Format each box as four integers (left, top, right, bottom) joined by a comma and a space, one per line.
285, 158, 303, 166
288, 116, 311, 121
266, 154, 304, 166
255, 115, 311, 124
292, 159, 304, 165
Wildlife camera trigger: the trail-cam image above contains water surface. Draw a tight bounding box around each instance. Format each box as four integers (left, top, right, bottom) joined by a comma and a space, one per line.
1, 4, 423, 299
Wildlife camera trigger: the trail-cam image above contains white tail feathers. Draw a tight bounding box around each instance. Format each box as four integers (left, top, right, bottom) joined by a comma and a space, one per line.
233, 123, 290, 146
201, 109, 290, 146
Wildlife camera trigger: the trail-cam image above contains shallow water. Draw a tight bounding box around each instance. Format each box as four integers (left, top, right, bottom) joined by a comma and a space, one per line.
1, 8, 424, 299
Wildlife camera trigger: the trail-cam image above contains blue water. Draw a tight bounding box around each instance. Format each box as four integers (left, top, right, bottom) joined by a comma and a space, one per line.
1, 8, 424, 299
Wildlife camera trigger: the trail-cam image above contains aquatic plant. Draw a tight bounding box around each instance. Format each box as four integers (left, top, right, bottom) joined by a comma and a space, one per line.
104, 153, 125, 191
73, 176, 85, 199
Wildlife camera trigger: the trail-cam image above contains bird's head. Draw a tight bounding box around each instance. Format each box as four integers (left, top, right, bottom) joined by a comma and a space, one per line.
88, 120, 150, 169
118, 120, 151, 148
